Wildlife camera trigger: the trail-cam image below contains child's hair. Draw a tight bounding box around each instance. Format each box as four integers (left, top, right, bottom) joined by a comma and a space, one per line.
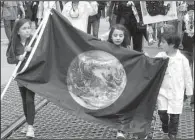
6, 18, 31, 63
10, 18, 31, 46
161, 24, 181, 49
107, 24, 131, 48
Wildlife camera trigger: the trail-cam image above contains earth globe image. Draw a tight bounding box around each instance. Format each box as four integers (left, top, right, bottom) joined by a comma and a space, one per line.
67, 50, 127, 110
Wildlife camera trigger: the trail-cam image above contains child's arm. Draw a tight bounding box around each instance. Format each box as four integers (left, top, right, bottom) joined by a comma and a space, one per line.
183, 57, 193, 96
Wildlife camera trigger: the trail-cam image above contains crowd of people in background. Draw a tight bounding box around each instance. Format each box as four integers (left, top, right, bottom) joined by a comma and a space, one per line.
1, 1, 194, 139
1, 1, 194, 52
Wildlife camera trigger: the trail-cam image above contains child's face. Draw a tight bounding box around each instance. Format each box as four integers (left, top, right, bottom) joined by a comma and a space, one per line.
18, 22, 31, 39
111, 29, 124, 46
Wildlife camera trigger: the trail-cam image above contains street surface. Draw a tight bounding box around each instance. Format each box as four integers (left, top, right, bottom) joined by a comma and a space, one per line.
1, 18, 194, 139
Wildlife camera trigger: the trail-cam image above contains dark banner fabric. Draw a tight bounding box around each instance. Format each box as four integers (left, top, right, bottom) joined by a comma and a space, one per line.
16, 9, 168, 137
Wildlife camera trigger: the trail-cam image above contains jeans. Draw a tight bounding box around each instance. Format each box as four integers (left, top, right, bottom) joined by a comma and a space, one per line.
3, 19, 15, 42
158, 110, 180, 135
19, 87, 35, 125
87, 16, 100, 38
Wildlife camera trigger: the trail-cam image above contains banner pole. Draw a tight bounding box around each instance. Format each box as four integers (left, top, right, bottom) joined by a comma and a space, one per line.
1, 17, 45, 100
16, 10, 51, 75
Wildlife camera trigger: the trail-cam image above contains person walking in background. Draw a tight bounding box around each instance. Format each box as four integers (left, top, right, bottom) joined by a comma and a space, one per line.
36, 1, 61, 26
22, 1, 33, 20
107, 24, 132, 139
155, 25, 193, 140
31, 1, 39, 28
87, 1, 107, 38
106, 1, 119, 28
62, 1, 98, 33
1, 1, 25, 42
6, 18, 36, 138
115, 1, 147, 52
157, 22, 165, 48
176, 1, 188, 39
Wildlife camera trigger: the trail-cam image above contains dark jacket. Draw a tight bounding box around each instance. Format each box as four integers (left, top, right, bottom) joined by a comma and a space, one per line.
117, 1, 145, 28
6, 36, 32, 64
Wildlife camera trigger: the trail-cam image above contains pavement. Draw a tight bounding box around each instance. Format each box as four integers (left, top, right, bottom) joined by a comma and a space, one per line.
1, 18, 194, 139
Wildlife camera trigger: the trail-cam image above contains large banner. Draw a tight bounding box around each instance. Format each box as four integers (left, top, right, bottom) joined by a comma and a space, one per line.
140, 1, 178, 24
15, 9, 168, 138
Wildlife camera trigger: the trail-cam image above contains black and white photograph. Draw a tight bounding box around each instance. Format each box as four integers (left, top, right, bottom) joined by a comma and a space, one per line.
1, 1, 194, 139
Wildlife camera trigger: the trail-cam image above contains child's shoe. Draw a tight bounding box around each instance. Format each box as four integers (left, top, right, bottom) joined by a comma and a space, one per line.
26, 125, 35, 138
116, 131, 126, 139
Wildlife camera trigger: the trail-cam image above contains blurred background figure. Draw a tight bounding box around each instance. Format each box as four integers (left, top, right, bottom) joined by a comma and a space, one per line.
62, 1, 98, 33
21, 1, 39, 29
36, 1, 61, 26
87, 1, 107, 38
106, 1, 119, 28
1, 1, 25, 42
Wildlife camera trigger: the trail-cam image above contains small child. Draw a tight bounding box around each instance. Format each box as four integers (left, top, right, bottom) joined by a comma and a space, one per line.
107, 24, 132, 139
6, 18, 36, 138
107, 24, 132, 50
155, 25, 193, 139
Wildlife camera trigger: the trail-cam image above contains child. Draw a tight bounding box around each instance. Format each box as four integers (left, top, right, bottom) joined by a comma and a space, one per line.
155, 25, 193, 139
6, 19, 36, 138
107, 24, 131, 139
107, 24, 132, 50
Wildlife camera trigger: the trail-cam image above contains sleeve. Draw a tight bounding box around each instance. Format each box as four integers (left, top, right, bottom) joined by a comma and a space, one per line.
36, 1, 44, 19
87, 1, 98, 16
183, 56, 193, 96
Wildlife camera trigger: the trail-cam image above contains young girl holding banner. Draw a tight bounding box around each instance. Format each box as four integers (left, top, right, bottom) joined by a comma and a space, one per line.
6, 18, 36, 138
